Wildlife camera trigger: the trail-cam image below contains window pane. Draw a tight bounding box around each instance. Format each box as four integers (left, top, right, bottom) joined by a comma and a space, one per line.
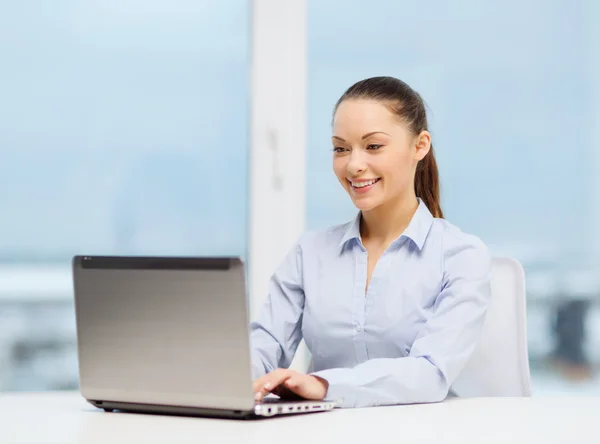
0, 0, 249, 390
308, 0, 600, 394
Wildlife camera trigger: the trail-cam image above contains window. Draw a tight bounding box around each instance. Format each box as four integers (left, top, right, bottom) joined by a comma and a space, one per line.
0, 0, 250, 390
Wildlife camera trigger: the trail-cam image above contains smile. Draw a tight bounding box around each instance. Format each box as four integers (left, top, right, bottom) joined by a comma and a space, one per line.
349, 178, 380, 188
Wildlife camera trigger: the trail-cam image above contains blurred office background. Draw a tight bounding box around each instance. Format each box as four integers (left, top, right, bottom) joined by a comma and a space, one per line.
1, 0, 599, 395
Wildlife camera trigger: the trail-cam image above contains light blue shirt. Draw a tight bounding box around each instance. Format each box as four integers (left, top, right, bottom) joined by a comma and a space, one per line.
250, 199, 492, 408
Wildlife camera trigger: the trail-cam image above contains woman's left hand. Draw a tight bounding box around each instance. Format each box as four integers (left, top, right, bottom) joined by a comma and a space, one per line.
253, 369, 329, 402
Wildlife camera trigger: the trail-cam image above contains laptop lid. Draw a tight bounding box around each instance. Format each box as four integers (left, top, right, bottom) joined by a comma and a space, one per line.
72, 255, 255, 412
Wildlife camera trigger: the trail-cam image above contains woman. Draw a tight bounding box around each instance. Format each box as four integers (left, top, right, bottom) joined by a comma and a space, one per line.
250, 76, 492, 408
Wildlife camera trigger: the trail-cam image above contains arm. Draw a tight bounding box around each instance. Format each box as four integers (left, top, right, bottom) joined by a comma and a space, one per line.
312, 233, 492, 408
250, 239, 305, 380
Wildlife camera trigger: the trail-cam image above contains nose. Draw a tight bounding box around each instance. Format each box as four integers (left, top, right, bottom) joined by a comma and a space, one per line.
347, 149, 367, 176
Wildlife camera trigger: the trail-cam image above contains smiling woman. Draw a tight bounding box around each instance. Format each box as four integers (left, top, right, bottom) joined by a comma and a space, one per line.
250, 76, 492, 408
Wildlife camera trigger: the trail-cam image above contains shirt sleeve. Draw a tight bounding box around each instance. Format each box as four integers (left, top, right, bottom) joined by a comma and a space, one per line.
311, 232, 492, 408
249, 238, 306, 380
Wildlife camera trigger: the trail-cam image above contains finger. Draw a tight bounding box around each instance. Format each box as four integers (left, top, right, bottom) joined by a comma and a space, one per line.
255, 376, 291, 401
254, 371, 293, 401
261, 372, 293, 395
271, 385, 293, 398
253, 368, 285, 393
276, 383, 305, 400
272, 377, 304, 399
284, 376, 301, 390
283, 375, 322, 400
253, 369, 300, 397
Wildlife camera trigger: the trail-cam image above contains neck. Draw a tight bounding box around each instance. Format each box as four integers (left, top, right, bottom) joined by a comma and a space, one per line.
360, 193, 419, 247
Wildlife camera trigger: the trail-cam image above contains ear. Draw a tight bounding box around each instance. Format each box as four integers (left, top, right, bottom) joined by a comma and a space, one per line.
414, 131, 431, 161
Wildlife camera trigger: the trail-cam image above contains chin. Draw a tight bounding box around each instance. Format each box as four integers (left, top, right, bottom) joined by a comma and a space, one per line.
350, 196, 381, 212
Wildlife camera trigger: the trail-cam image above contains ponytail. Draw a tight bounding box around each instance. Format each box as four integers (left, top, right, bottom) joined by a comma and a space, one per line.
415, 144, 443, 218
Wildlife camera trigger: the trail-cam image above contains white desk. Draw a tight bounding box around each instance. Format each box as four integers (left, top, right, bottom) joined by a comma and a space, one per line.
0, 392, 596, 444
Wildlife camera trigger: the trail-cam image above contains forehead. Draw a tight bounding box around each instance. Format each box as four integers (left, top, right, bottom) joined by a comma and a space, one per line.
333, 99, 402, 134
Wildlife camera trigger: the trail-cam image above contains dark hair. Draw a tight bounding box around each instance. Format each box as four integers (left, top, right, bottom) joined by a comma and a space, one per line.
334, 76, 444, 219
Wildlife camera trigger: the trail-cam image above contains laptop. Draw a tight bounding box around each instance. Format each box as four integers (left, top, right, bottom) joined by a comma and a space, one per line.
72, 255, 337, 419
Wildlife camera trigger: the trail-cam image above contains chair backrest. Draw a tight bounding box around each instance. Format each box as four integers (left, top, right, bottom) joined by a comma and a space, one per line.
451, 256, 532, 397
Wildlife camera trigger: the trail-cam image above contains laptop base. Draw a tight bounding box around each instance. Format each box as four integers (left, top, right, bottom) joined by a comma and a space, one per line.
88, 399, 256, 420
87, 398, 336, 420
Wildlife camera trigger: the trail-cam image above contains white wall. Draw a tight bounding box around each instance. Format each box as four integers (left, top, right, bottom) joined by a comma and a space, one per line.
249, 0, 309, 370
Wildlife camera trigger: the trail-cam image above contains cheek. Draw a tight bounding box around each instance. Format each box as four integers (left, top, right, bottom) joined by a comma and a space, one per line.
381, 153, 414, 188
332, 158, 347, 180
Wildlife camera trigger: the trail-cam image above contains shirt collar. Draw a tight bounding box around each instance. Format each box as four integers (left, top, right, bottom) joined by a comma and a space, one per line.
338, 211, 362, 248
338, 198, 435, 251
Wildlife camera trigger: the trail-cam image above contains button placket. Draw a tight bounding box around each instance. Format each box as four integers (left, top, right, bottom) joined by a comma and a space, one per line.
352, 248, 369, 363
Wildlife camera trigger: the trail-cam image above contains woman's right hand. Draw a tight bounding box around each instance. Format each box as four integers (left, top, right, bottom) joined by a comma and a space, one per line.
253, 368, 329, 402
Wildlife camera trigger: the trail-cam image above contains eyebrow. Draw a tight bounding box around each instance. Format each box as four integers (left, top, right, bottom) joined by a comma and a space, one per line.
331, 131, 390, 142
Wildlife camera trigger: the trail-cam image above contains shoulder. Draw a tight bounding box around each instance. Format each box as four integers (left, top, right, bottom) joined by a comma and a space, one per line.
295, 221, 351, 252
429, 218, 491, 278
430, 218, 488, 255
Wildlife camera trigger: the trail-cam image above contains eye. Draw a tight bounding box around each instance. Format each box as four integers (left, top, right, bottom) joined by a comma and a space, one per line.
367, 144, 383, 150
333, 146, 348, 153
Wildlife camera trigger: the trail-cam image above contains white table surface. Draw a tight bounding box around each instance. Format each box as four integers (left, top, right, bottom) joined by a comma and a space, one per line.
0, 391, 596, 444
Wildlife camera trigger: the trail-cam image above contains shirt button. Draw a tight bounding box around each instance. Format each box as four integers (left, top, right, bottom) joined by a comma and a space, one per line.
355, 325, 361, 332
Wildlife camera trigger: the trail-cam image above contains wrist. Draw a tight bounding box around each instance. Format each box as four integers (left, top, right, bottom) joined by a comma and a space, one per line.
311, 375, 329, 395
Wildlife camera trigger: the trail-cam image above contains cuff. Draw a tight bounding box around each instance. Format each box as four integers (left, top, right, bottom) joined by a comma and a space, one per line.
251, 351, 268, 380
311, 367, 357, 408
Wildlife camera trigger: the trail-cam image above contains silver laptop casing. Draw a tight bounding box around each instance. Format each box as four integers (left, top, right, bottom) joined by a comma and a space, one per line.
72, 256, 336, 418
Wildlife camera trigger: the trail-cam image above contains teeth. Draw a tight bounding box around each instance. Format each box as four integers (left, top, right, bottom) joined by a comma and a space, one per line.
352, 179, 378, 188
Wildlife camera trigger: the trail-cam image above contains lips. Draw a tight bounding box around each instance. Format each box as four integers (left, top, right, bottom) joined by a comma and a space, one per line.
349, 178, 380, 188
348, 178, 381, 194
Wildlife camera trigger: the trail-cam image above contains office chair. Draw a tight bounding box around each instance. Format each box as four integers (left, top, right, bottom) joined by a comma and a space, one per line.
451, 256, 532, 396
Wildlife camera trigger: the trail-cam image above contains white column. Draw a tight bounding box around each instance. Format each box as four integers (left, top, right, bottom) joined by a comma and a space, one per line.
249, 0, 309, 370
